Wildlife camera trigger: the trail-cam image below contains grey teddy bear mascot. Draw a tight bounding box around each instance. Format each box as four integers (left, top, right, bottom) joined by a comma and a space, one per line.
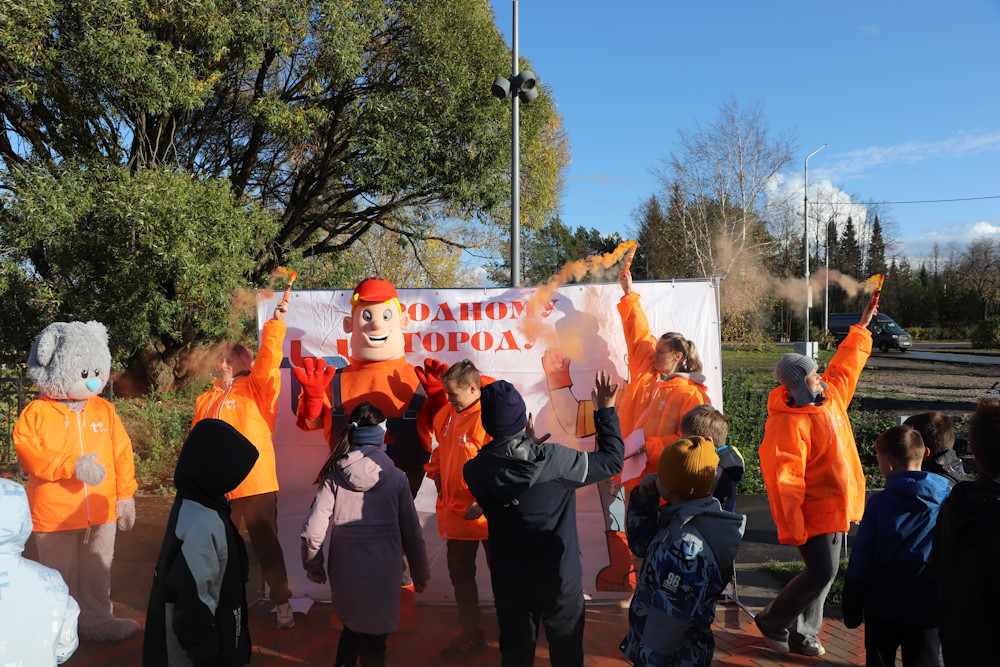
13, 321, 139, 642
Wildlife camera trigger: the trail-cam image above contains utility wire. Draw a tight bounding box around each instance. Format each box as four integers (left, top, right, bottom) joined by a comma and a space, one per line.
811, 195, 1000, 206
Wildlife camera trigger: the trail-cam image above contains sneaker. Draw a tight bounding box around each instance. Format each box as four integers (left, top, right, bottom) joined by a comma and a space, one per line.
791, 639, 826, 657
754, 617, 789, 655
440, 631, 487, 661
276, 602, 295, 629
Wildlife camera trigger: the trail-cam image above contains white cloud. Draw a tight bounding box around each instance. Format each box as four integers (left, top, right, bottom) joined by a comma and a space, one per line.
810, 131, 1000, 183
765, 175, 869, 245
898, 218, 1000, 259
858, 24, 882, 36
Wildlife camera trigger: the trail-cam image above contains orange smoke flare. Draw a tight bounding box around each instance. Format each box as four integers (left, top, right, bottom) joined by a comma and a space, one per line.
864, 273, 885, 296
281, 271, 297, 305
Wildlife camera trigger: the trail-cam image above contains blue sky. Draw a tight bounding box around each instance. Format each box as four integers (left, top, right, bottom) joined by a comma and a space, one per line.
488, 0, 1000, 259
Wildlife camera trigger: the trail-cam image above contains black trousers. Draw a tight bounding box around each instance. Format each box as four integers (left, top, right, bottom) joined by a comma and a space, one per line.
336, 625, 388, 667
447, 539, 491, 637
230, 492, 292, 605
864, 617, 942, 667
494, 585, 585, 667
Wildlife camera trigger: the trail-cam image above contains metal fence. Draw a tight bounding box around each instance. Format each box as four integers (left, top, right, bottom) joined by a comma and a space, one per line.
0, 369, 38, 468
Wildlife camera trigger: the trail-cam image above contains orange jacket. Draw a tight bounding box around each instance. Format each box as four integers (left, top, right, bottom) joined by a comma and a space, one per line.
758, 324, 872, 546
192, 319, 285, 500
424, 380, 494, 541
617, 292, 711, 477
14, 396, 137, 532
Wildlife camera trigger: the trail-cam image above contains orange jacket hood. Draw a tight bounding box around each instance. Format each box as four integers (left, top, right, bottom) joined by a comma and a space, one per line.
758, 324, 872, 546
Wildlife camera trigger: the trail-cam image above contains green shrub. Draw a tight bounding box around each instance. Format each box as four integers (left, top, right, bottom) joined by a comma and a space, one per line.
116, 393, 197, 494
722, 372, 769, 493
971, 318, 1000, 349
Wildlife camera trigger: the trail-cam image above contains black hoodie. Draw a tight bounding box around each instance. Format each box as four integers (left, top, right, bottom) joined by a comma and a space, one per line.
933, 476, 1000, 665
144, 419, 259, 667
464, 407, 624, 600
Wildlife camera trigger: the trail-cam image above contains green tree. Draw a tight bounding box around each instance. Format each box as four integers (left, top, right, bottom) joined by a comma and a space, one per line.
486, 216, 624, 286
0, 164, 278, 387
865, 215, 887, 277
0, 0, 566, 388
630, 185, 694, 280
838, 216, 862, 278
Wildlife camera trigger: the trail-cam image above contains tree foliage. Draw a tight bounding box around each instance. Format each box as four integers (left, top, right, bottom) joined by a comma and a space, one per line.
0, 163, 277, 376
486, 216, 624, 286
0, 0, 566, 386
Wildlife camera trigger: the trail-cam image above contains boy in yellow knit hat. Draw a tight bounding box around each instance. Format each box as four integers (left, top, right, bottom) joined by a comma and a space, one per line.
619, 437, 746, 667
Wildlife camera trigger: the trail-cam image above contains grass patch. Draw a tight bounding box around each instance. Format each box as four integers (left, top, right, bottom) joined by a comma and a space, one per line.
761, 559, 849, 606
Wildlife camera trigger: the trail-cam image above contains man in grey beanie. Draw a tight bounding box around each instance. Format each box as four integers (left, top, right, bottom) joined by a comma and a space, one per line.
755, 297, 879, 657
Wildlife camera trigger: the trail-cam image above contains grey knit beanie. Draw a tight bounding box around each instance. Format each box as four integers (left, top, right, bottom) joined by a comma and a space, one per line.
775, 353, 819, 407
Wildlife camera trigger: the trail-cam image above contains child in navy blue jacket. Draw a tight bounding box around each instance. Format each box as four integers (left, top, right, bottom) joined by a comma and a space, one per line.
842, 425, 949, 667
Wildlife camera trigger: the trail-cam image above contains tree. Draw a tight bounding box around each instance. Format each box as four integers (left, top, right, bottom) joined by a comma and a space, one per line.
486, 216, 624, 286
0, 164, 277, 386
958, 237, 1000, 320
865, 215, 887, 277
0, 0, 567, 387
652, 97, 795, 342
838, 216, 862, 278
629, 186, 691, 280
656, 96, 795, 280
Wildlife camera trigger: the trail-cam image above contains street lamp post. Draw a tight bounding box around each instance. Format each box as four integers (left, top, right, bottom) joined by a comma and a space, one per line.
490, 1, 538, 287
803, 144, 826, 349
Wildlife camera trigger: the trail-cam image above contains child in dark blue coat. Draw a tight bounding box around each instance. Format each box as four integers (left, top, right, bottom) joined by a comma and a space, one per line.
842, 425, 949, 667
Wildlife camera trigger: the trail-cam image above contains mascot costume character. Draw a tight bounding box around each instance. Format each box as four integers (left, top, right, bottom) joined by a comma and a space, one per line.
13, 321, 138, 642
294, 277, 447, 629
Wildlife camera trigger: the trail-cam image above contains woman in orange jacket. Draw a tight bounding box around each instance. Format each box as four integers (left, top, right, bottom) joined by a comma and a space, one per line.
616, 264, 711, 482
754, 296, 877, 658
191, 299, 294, 628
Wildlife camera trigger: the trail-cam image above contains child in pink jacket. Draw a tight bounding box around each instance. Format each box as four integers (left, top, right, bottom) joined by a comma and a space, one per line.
301, 402, 430, 667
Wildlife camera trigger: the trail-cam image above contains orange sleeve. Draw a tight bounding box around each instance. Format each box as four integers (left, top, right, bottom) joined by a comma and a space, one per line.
759, 413, 809, 546
249, 319, 286, 405
13, 403, 77, 482
617, 292, 657, 379
823, 324, 872, 410
110, 405, 137, 501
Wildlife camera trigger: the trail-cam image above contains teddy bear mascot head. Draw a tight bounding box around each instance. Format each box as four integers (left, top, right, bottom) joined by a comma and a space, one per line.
14, 320, 139, 641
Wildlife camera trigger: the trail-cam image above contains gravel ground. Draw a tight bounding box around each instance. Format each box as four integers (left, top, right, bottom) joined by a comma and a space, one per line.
854, 345, 1000, 416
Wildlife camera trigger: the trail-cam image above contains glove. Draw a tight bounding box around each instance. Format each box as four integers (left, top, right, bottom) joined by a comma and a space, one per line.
293, 357, 335, 420
542, 348, 573, 391
116, 497, 136, 532
74, 453, 106, 486
414, 358, 449, 397
416, 358, 450, 419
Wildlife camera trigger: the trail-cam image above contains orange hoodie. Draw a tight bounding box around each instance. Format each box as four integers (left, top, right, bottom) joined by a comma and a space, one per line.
758, 324, 872, 546
192, 319, 285, 500
424, 379, 494, 541
617, 292, 711, 477
14, 395, 137, 532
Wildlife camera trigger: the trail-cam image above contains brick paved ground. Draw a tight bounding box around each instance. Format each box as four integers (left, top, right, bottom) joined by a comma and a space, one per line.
56, 496, 888, 666
63, 567, 876, 666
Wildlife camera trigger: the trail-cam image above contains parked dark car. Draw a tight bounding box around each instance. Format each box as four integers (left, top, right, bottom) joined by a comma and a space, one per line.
828, 313, 912, 352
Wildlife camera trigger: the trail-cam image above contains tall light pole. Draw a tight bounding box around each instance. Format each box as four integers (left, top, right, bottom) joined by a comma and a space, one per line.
490, 1, 538, 287
803, 144, 826, 345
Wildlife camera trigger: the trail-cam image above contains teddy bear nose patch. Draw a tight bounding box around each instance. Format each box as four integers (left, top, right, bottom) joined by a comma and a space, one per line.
86, 379, 100, 392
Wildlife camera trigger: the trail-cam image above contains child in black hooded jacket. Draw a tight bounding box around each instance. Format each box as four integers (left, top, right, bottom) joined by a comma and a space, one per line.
144, 419, 259, 666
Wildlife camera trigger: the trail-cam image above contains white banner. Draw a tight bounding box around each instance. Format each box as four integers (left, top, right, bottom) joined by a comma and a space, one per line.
258, 280, 722, 603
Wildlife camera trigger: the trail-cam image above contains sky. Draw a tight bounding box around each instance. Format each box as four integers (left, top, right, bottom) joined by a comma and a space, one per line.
487, 0, 1000, 260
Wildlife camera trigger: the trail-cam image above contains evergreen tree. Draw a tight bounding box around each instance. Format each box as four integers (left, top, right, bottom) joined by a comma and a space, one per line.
865, 215, 888, 277
839, 216, 862, 278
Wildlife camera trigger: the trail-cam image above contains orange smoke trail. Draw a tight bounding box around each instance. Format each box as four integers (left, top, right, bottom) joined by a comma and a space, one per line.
519, 240, 637, 345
